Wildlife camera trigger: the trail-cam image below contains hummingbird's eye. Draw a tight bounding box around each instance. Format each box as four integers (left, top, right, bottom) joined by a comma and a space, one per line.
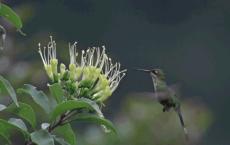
152, 70, 158, 75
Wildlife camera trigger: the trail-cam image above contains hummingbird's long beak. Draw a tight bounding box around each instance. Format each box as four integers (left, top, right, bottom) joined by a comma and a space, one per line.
134, 68, 151, 73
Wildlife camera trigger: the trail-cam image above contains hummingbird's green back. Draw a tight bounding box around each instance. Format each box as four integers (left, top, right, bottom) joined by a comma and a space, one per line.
150, 69, 181, 108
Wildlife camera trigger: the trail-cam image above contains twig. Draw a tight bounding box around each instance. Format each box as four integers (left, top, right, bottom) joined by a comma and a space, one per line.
25, 110, 78, 145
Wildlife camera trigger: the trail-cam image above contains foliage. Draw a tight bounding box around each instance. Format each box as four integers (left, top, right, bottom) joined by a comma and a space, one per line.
0, 36, 125, 144
0, 73, 117, 145
0, 2, 24, 34
0, 2, 25, 50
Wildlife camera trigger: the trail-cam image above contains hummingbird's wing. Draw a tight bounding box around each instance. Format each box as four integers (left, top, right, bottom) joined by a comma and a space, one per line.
132, 84, 181, 100
167, 84, 182, 98
131, 91, 170, 101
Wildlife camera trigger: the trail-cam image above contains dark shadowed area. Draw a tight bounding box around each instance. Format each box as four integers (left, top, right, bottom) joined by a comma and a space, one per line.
0, 0, 229, 144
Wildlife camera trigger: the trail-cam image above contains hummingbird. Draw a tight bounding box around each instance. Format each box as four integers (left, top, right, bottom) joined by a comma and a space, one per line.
135, 68, 188, 140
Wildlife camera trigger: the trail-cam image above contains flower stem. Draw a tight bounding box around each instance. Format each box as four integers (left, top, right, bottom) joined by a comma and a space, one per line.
25, 111, 77, 145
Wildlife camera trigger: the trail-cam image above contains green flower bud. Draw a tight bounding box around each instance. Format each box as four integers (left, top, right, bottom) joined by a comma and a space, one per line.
69, 63, 77, 80
60, 63, 66, 77
45, 65, 53, 80
51, 58, 58, 75
96, 86, 112, 102
92, 85, 112, 101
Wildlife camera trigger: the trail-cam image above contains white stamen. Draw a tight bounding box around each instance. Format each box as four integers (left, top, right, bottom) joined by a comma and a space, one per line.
68, 44, 126, 94
38, 36, 57, 67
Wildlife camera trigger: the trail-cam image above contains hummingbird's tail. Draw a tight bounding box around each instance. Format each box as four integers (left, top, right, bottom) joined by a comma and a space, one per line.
176, 107, 189, 141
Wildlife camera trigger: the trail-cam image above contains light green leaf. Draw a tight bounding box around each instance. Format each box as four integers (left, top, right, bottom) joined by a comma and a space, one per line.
0, 3, 23, 31
0, 104, 6, 111
0, 75, 19, 107
53, 136, 71, 145
31, 130, 54, 145
53, 124, 76, 145
8, 118, 27, 132
49, 83, 65, 103
6, 102, 36, 128
50, 99, 96, 121
71, 114, 117, 134
78, 98, 104, 117
78, 98, 109, 132
0, 119, 14, 139
17, 84, 51, 114
0, 119, 29, 140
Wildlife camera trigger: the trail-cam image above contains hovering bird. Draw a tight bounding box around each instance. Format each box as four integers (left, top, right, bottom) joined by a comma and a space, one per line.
135, 68, 188, 140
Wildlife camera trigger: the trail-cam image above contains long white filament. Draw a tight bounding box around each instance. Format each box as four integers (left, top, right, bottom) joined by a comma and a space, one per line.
68, 43, 126, 93
38, 36, 57, 67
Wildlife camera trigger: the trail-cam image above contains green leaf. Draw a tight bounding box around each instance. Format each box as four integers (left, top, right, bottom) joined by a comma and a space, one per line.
0, 75, 19, 107
0, 133, 11, 145
77, 98, 109, 132
0, 3, 23, 30
78, 98, 103, 117
8, 118, 27, 132
53, 136, 71, 145
17, 84, 51, 114
31, 130, 54, 145
71, 114, 117, 134
0, 104, 6, 111
6, 102, 36, 128
50, 99, 101, 121
49, 83, 65, 103
53, 124, 76, 145
0, 119, 29, 140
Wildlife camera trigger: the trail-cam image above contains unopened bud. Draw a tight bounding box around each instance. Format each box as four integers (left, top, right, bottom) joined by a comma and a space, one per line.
69, 63, 77, 80
51, 59, 58, 75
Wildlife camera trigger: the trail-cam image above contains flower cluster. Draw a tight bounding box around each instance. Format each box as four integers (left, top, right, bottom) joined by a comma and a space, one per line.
38, 36, 126, 102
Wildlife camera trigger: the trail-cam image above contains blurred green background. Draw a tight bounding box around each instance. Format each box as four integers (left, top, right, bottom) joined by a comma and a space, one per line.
0, 0, 229, 144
